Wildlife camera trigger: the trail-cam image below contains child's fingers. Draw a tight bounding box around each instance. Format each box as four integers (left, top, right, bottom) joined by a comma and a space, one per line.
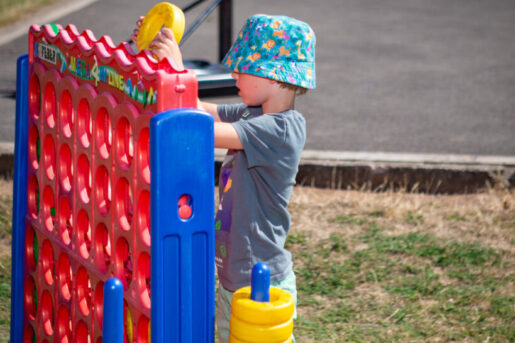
131, 29, 139, 40
161, 28, 176, 43
136, 16, 144, 28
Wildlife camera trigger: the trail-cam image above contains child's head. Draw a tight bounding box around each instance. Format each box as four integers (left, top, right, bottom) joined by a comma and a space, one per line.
222, 14, 316, 92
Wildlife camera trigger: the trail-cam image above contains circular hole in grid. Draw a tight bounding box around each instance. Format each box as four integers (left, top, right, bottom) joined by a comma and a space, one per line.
94, 223, 111, 273
137, 128, 150, 184
76, 266, 92, 316
77, 209, 91, 259
27, 175, 39, 219
40, 290, 54, 336
75, 320, 91, 343
77, 98, 92, 148
57, 253, 72, 301
58, 197, 72, 245
28, 125, 39, 170
137, 252, 151, 309
24, 275, 37, 321
94, 282, 104, 329
95, 107, 112, 159
115, 237, 132, 289
178, 194, 193, 220
59, 144, 73, 192
42, 186, 55, 232
115, 177, 133, 231
77, 154, 91, 203
29, 73, 40, 120
56, 305, 72, 342
137, 316, 150, 343
137, 190, 150, 247
115, 117, 134, 170
95, 165, 111, 216
41, 239, 54, 285
23, 324, 35, 343
43, 82, 56, 129
43, 186, 55, 231
43, 134, 55, 180
59, 89, 74, 138
25, 225, 38, 271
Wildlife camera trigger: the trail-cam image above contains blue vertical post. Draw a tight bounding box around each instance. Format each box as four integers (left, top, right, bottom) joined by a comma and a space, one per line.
102, 278, 124, 343
10, 54, 29, 342
150, 108, 215, 343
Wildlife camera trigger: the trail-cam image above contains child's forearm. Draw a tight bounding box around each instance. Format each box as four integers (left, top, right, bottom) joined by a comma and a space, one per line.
198, 100, 221, 121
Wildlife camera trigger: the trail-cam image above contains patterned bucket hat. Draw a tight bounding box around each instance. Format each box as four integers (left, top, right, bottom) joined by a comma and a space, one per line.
222, 14, 316, 89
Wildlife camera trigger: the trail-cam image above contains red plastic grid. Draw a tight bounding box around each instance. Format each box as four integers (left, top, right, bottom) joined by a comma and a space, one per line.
24, 23, 198, 341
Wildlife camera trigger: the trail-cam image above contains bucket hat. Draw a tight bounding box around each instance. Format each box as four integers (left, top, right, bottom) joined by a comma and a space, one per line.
222, 14, 316, 89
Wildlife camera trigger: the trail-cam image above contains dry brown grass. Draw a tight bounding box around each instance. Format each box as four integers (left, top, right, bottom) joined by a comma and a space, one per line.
289, 185, 514, 250
0, 0, 61, 27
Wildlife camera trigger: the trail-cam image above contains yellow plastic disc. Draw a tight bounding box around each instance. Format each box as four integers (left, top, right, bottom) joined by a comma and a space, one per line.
125, 308, 133, 343
137, 2, 185, 51
231, 286, 295, 325
230, 316, 293, 343
229, 334, 292, 343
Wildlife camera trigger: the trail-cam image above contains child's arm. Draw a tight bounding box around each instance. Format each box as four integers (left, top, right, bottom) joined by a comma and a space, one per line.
214, 123, 243, 150
133, 21, 240, 150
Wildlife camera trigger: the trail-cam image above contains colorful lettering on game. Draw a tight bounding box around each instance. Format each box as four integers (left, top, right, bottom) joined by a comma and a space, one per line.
34, 41, 157, 106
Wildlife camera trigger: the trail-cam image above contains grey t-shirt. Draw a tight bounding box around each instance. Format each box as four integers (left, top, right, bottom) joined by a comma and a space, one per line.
215, 103, 306, 291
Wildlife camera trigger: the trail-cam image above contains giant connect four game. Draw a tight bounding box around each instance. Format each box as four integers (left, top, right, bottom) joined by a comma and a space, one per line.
11, 23, 215, 342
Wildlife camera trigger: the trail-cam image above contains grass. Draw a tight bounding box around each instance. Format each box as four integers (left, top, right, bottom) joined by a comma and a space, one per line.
287, 186, 514, 342
0, 179, 513, 341
0, 180, 12, 339
0, 0, 61, 27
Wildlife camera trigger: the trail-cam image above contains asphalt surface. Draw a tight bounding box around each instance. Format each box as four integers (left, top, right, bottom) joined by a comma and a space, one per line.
0, 0, 514, 156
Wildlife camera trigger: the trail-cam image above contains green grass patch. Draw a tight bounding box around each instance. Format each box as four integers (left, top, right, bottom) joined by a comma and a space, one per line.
288, 216, 514, 342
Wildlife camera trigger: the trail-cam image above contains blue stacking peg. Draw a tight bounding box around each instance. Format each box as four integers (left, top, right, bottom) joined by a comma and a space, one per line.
250, 263, 270, 302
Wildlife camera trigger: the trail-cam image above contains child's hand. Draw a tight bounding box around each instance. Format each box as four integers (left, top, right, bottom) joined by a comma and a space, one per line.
149, 28, 185, 71
130, 16, 144, 46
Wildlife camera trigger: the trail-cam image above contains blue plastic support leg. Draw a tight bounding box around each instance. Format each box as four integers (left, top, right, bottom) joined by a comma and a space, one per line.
102, 278, 124, 343
10, 54, 29, 343
150, 108, 215, 343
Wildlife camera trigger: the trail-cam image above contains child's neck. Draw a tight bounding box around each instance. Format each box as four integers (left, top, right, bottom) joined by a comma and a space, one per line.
262, 88, 296, 114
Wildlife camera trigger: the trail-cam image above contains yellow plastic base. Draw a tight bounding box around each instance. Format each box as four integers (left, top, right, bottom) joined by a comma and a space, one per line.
137, 2, 185, 51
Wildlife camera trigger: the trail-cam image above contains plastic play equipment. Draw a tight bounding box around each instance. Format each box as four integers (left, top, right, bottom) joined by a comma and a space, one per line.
137, 2, 185, 51
11, 22, 214, 342
230, 263, 295, 343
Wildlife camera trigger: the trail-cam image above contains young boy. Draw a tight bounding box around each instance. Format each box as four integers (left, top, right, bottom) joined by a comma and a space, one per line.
135, 13, 316, 342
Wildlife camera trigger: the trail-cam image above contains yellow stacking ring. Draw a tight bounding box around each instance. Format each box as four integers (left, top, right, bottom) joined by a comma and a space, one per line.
231, 286, 295, 325
230, 316, 293, 343
230, 336, 292, 343
137, 2, 185, 51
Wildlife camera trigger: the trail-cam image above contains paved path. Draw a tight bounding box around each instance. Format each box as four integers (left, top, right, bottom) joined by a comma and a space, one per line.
1, 0, 514, 157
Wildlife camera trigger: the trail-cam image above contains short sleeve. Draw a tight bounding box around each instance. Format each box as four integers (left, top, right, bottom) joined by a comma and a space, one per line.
232, 114, 287, 168
217, 103, 247, 123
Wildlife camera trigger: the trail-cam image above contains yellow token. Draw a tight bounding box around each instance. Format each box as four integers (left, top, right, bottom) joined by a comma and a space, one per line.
137, 2, 185, 51
126, 308, 133, 343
